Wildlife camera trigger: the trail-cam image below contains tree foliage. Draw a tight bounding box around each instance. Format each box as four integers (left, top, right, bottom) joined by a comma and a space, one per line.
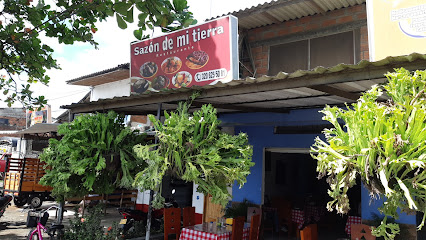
133, 103, 254, 207
0, 0, 195, 107
40, 111, 147, 200
311, 68, 426, 239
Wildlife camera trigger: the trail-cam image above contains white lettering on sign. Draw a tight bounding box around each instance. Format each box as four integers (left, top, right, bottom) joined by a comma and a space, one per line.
133, 26, 225, 56
134, 42, 160, 56
195, 68, 227, 82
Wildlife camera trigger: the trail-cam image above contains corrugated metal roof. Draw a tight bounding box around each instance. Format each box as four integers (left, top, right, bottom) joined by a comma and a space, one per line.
67, 63, 129, 86
62, 53, 426, 115
211, 0, 366, 29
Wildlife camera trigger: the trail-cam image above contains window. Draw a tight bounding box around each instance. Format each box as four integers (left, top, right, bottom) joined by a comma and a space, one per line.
0, 118, 9, 126
269, 30, 360, 75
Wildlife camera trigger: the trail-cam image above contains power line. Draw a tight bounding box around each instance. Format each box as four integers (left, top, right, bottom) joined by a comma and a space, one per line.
46, 90, 89, 101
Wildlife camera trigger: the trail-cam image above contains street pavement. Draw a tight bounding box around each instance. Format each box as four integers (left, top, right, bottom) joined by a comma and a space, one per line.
0, 201, 124, 240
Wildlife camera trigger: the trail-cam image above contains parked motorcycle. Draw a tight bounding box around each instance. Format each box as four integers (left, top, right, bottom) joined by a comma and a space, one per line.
118, 189, 178, 233
0, 194, 13, 218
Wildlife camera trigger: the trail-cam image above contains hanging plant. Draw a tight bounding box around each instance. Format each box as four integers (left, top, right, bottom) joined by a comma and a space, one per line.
311, 68, 426, 239
40, 111, 148, 200
133, 102, 254, 207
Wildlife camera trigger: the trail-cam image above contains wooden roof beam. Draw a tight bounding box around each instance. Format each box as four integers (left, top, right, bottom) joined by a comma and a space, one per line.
191, 101, 289, 113
308, 85, 361, 101
261, 12, 282, 24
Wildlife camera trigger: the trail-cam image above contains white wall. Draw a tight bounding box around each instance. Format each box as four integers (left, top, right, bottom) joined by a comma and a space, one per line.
192, 183, 204, 215
91, 78, 131, 101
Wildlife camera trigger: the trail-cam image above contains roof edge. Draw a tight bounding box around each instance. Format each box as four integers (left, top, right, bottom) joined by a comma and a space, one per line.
67, 63, 130, 85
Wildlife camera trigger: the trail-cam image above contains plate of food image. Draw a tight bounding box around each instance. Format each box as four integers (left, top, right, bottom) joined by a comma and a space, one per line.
139, 61, 158, 78
185, 50, 209, 69
172, 71, 192, 88
151, 75, 169, 90
131, 77, 150, 94
161, 56, 182, 74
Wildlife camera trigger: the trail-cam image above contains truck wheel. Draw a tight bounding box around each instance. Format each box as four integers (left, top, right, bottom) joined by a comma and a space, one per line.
14, 197, 27, 207
28, 196, 43, 209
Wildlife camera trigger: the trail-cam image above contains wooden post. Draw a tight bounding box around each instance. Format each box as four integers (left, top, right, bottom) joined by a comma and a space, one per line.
145, 103, 162, 240
103, 194, 107, 215
82, 196, 86, 217
120, 190, 124, 208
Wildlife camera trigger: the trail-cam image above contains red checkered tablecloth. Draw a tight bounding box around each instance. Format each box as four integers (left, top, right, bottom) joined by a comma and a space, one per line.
291, 209, 305, 229
304, 205, 323, 223
179, 224, 250, 240
345, 216, 362, 235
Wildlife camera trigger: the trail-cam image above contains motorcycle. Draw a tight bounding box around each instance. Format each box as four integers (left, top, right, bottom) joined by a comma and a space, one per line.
0, 194, 13, 218
118, 189, 178, 233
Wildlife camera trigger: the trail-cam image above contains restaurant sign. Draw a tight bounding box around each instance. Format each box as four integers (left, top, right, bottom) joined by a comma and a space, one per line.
130, 15, 238, 94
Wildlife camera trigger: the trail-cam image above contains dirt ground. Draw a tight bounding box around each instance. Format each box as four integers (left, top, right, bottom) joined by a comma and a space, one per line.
0, 201, 124, 240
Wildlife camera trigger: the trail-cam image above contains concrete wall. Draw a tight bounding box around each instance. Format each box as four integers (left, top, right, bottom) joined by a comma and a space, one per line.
219, 108, 325, 205
361, 184, 416, 225
91, 78, 131, 101
0, 108, 26, 137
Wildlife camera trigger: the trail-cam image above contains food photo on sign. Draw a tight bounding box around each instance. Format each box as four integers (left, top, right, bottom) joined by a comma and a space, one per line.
130, 15, 238, 94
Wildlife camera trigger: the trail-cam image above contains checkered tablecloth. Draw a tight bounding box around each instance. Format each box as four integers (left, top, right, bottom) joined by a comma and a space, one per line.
179, 225, 250, 240
291, 209, 305, 229
305, 205, 323, 223
345, 216, 362, 235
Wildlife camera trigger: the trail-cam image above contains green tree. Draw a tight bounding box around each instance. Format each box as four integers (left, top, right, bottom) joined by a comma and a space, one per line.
311, 68, 426, 239
39, 111, 148, 200
0, 0, 195, 108
133, 102, 254, 207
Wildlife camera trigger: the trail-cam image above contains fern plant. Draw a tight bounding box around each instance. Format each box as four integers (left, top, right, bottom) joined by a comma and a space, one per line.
311, 68, 426, 239
40, 111, 148, 200
133, 102, 254, 207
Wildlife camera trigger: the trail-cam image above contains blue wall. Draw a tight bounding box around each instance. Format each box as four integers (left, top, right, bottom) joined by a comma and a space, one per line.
361, 184, 416, 225
219, 109, 324, 205
219, 109, 416, 225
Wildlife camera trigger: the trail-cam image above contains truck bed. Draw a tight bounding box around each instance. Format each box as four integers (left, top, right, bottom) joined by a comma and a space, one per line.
4, 157, 52, 193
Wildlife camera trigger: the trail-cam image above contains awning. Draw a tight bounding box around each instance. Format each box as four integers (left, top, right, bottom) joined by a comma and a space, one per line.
210, 0, 366, 30
61, 53, 426, 116
15, 123, 60, 135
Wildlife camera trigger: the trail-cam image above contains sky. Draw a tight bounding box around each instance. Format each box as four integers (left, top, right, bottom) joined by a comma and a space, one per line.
10, 0, 270, 118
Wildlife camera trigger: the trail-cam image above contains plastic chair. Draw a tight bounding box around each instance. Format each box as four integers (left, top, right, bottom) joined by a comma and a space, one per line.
300, 224, 318, 240
272, 199, 293, 237
232, 216, 245, 240
261, 206, 277, 239
164, 208, 181, 240
351, 224, 376, 240
183, 206, 196, 227
249, 214, 261, 240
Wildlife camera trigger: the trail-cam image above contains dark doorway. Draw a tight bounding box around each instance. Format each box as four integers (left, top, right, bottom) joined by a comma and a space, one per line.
263, 150, 361, 240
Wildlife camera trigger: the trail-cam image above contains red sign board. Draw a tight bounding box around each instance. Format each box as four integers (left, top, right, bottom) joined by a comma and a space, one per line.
130, 16, 238, 94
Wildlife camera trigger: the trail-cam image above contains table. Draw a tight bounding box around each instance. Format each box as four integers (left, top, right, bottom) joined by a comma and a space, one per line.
291, 206, 324, 230
291, 209, 305, 229
305, 205, 322, 223
345, 216, 362, 235
179, 222, 250, 240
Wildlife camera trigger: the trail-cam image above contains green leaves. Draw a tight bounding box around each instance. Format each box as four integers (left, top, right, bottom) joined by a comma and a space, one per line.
311, 68, 426, 239
133, 102, 254, 207
116, 13, 127, 29
40, 111, 148, 200
0, 0, 195, 108
173, 0, 187, 12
